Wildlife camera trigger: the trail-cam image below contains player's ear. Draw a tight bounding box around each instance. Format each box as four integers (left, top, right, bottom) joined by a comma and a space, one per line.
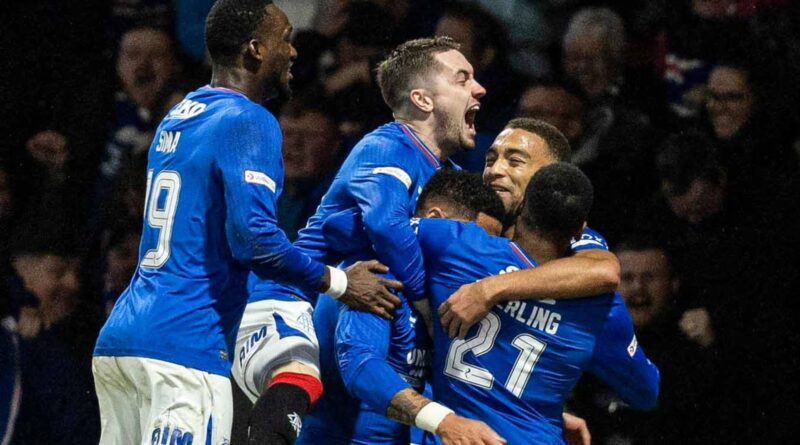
409, 89, 434, 113
425, 207, 446, 219
245, 39, 263, 62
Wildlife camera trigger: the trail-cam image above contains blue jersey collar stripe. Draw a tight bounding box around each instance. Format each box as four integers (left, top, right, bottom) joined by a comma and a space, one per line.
509, 242, 536, 268
399, 123, 440, 168
202, 84, 248, 99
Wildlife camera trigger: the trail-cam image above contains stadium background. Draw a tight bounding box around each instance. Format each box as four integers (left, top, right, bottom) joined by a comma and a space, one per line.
1, 0, 798, 443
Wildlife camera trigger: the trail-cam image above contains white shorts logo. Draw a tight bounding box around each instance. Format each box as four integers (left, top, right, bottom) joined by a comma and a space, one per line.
244, 170, 276, 192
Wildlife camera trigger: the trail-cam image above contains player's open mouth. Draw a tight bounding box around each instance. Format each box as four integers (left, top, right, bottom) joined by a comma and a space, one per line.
465, 104, 480, 136
490, 184, 511, 195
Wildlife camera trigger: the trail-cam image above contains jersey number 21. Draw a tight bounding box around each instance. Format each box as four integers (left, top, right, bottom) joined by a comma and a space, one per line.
445, 312, 546, 398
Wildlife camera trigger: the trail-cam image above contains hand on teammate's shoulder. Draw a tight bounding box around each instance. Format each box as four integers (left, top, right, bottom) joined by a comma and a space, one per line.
339, 260, 403, 320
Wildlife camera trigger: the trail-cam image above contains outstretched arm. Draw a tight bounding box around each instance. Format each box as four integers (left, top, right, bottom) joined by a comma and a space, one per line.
440, 248, 620, 338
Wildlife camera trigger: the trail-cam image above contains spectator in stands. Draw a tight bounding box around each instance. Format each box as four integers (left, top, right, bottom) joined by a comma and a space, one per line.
12, 132, 84, 257
88, 25, 184, 255
323, 2, 396, 141
517, 81, 584, 149
571, 236, 721, 445
702, 61, 799, 221
656, 0, 750, 122
557, 9, 662, 245
561, 5, 666, 120
638, 130, 794, 442
97, 25, 183, 199
8, 234, 101, 444
277, 92, 346, 240
562, 8, 627, 103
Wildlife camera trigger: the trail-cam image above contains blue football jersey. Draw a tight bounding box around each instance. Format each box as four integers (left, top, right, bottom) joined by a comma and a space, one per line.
249, 122, 458, 304
94, 86, 325, 376
294, 122, 452, 445
418, 218, 659, 445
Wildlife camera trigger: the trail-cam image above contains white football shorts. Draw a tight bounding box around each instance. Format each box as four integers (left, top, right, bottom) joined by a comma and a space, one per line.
92, 356, 232, 445
231, 298, 320, 402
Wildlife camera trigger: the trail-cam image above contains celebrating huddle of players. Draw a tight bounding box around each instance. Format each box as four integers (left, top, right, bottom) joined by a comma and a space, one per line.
91, 1, 660, 445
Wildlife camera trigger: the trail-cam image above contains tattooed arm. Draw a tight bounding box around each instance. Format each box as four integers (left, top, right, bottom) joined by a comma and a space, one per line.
387, 388, 507, 445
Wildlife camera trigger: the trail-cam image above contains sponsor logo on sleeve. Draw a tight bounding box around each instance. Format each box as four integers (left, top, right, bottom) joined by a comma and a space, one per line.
244, 170, 276, 192
373, 166, 412, 190
167, 99, 207, 120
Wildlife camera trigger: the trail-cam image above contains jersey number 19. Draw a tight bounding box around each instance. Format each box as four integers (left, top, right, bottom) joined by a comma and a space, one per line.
140, 170, 182, 268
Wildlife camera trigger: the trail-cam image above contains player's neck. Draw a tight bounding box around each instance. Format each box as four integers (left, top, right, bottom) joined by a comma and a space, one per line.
396, 119, 450, 161
512, 225, 566, 265
210, 67, 262, 103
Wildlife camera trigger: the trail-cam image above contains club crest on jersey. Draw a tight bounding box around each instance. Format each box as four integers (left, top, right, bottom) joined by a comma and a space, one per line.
151, 425, 193, 445
244, 170, 276, 192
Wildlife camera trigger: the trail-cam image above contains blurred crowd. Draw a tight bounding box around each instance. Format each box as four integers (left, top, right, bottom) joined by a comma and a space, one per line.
1, 0, 798, 444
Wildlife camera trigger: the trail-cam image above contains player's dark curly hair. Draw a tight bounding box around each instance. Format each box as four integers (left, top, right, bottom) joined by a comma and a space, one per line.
205, 0, 273, 67
416, 170, 505, 223
520, 162, 593, 240
377, 37, 460, 112
505, 118, 571, 162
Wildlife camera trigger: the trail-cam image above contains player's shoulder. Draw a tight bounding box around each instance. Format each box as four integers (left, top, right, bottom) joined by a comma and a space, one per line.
570, 225, 609, 251
186, 87, 277, 129
417, 218, 500, 254
350, 122, 416, 160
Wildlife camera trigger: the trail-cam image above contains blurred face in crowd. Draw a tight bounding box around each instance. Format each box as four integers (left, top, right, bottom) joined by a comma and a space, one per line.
435, 16, 477, 69
563, 30, 612, 100
663, 178, 725, 224
618, 248, 675, 329
281, 111, 341, 182
426, 50, 486, 153
484, 128, 554, 215
117, 28, 176, 110
706, 66, 754, 140
692, 0, 737, 18
13, 254, 81, 305
255, 5, 298, 101
517, 86, 583, 143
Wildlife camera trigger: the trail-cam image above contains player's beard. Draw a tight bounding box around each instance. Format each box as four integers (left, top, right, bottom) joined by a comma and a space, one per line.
260, 76, 292, 107
434, 108, 474, 155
